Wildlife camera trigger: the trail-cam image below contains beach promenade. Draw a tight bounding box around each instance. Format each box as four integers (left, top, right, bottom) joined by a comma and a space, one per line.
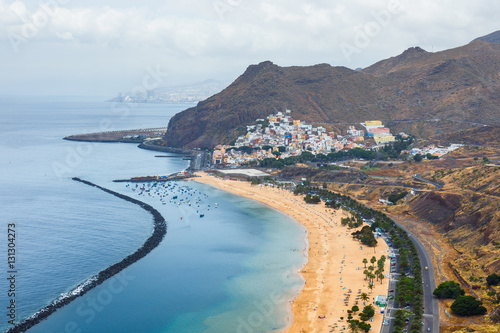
193, 173, 390, 333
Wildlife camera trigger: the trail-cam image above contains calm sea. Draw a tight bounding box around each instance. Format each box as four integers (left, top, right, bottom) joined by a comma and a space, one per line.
0, 96, 306, 333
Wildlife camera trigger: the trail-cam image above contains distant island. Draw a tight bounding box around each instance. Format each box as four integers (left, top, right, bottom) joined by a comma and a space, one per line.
107, 79, 227, 104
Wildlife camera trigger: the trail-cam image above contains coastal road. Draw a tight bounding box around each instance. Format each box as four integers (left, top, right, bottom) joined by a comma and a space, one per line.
190, 152, 202, 170
376, 230, 397, 333
380, 261, 399, 333
396, 223, 439, 333
413, 174, 443, 190
189, 151, 212, 171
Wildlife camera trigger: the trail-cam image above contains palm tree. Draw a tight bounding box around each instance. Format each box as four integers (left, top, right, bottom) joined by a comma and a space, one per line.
377, 259, 385, 271
360, 292, 369, 302
374, 269, 381, 281
363, 269, 369, 281
367, 283, 374, 293
378, 273, 384, 284
370, 256, 377, 267
362, 258, 368, 268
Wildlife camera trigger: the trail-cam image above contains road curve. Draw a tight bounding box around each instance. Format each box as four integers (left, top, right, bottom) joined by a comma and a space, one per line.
413, 174, 443, 190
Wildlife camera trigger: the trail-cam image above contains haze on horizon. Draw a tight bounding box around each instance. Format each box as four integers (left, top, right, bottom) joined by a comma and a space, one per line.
0, 0, 498, 96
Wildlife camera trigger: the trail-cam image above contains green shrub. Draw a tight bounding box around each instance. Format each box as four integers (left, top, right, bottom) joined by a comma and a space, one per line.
433, 281, 465, 299
450, 296, 487, 316
487, 273, 500, 286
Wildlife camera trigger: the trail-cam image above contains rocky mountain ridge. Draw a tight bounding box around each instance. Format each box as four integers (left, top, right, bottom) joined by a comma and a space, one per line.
164, 37, 500, 148
473, 30, 500, 44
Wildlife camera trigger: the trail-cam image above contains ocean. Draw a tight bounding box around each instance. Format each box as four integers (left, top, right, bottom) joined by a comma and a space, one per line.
0, 96, 306, 333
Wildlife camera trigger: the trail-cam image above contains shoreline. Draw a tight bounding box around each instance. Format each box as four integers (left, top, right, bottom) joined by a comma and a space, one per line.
192, 176, 309, 332
192, 172, 390, 333
6, 178, 167, 333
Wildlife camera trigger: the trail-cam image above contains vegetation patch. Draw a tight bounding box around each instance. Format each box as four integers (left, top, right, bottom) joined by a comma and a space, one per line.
487, 273, 500, 286
450, 295, 487, 316
433, 281, 465, 299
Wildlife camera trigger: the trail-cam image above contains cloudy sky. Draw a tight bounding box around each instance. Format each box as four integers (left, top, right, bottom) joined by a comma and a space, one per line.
0, 0, 498, 96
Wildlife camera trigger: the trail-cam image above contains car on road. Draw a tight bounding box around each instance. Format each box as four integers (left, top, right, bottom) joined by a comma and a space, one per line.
388, 290, 394, 292
425, 266, 428, 270
427, 328, 431, 332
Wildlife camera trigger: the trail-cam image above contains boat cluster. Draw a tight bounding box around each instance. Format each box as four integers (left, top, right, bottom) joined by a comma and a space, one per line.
125, 181, 218, 218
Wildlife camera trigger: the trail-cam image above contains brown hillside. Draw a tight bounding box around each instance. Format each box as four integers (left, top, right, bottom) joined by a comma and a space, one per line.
164, 41, 500, 148
164, 61, 377, 148
425, 125, 500, 149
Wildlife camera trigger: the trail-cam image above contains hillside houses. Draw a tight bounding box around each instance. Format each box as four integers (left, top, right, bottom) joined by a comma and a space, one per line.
213, 111, 400, 167
361, 121, 396, 144
407, 144, 463, 157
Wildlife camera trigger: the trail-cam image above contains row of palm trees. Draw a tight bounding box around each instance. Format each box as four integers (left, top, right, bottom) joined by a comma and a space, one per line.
342, 256, 388, 332
362, 255, 387, 292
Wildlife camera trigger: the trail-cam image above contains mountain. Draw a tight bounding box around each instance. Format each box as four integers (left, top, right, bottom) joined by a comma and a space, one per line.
473, 30, 500, 44
164, 39, 500, 149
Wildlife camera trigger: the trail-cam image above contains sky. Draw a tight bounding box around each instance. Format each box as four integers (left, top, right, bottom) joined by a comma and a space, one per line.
0, 0, 498, 96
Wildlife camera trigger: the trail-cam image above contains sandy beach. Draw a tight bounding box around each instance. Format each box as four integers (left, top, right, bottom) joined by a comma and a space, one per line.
192, 172, 390, 333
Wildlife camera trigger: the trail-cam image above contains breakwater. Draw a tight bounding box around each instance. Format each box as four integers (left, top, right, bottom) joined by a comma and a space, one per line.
6, 178, 167, 333
64, 128, 167, 143
113, 174, 194, 183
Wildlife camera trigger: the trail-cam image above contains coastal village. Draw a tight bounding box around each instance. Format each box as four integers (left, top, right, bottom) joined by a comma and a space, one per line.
212, 110, 461, 167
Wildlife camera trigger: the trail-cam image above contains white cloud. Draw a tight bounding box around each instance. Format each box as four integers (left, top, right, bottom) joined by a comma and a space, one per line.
8, 1, 28, 21
0, 0, 498, 95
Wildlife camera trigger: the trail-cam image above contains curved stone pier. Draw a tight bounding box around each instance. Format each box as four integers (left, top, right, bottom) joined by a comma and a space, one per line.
6, 178, 167, 333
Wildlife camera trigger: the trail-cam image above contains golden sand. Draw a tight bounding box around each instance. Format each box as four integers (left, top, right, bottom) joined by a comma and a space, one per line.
192, 172, 390, 333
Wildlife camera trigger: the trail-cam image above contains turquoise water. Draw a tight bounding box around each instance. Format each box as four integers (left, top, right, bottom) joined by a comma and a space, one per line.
0, 96, 305, 333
